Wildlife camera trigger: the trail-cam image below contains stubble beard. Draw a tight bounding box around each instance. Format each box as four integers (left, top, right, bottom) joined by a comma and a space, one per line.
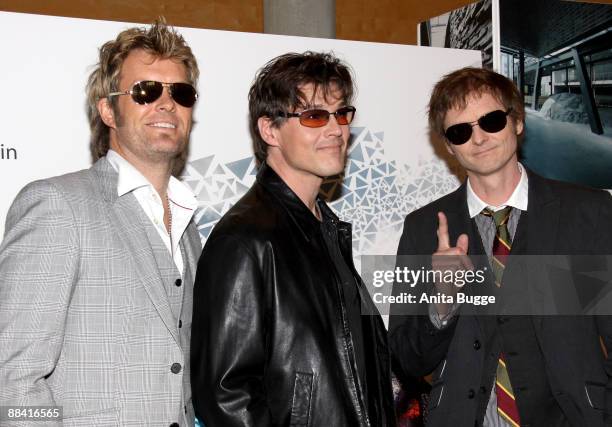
115, 110, 188, 166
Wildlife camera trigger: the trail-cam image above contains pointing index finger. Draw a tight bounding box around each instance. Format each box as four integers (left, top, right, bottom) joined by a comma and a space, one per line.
436, 211, 450, 251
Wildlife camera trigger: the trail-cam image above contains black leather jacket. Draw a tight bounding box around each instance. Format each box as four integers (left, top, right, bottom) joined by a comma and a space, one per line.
191, 163, 396, 427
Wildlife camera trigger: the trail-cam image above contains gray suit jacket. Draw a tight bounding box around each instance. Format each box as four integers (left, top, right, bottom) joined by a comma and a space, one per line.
0, 157, 202, 426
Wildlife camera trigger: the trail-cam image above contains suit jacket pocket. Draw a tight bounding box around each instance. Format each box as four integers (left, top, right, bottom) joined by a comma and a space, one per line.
62, 407, 119, 426
290, 371, 314, 426
427, 358, 447, 412
585, 381, 605, 411
554, 392, 585, 426
428, 381, 445, 411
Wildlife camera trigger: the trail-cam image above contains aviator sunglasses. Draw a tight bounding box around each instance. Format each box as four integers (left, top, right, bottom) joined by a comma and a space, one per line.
108, 80, 198, 108
444, 108, 512, 145
277, 106, 356, 128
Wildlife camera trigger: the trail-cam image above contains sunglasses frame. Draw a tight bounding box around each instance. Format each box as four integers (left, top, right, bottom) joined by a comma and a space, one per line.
444, 108, 513, 145
107, 80, 198, 108
277, 106, 356, 128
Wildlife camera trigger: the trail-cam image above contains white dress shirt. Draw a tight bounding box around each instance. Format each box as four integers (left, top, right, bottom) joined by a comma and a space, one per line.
106, 149, 197, 274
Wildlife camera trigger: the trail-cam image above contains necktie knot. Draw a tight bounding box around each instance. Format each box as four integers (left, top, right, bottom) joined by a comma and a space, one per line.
481, 206, 512, 228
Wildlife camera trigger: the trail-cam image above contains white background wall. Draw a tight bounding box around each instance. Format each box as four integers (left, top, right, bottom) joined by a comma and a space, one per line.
0, 12, 480, 255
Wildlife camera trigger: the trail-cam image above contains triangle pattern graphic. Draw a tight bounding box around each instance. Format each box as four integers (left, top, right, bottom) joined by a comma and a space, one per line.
190, 155, 214, 176
190, 128, 460, 261
226, 157, 252, 180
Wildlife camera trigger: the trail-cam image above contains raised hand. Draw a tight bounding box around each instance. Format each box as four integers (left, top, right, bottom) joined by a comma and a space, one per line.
431, 212, 473, 315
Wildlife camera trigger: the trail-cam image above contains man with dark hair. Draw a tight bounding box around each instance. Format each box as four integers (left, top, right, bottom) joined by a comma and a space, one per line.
0, 21, 201, 425
191, 51, 395, 427
389, 67, 612, 426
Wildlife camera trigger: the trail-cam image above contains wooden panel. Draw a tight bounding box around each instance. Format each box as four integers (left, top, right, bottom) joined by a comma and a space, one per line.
337, 0, 476, 45
0, 0, 263, 32
1, 0, 609, 44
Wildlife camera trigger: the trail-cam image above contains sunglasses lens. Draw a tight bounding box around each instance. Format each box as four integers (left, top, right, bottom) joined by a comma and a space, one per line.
299, 110, 330, 128
132, 81, 163, 104
170, 83, 198, 108
335, 107, 355, 125
444, 110, 509, 145
128, 81, 197, 107
479, 110, 508, 133
445, 123, 473, 145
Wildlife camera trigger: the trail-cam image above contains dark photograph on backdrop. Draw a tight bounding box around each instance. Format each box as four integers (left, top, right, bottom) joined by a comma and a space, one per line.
499, 0, 612, 189
418, 0, 493, 69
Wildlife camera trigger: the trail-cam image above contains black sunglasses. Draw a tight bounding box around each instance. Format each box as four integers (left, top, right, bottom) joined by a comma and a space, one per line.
277, 106, 356, 128
108, 80, 198, 108
444, 108, 512, 145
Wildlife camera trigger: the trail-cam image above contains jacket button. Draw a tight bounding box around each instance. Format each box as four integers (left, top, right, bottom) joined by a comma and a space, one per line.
170, 363, 182, 374
178, 320, 183, 328
175, 278, 182, 287
479, 386, 487, 394
170, 423, 179, 427
468, 389, 475, 399
473, 340, 481, 350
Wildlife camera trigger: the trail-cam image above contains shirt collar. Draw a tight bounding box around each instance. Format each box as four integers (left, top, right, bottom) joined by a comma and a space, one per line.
106, 149, 150, 197
167, 173, 198, 211
106, 149, 197, 210
466, 162, 529, 218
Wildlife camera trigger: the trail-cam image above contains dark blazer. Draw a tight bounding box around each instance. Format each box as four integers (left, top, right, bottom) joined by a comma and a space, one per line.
191, 164, 396, 427
388, 169, 612, 427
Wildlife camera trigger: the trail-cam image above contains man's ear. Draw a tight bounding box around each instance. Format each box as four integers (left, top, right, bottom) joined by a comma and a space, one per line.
514, 118, 524, 135
257, 117, 279, 147
445, 141, 455, 156
98, 98, 117, 129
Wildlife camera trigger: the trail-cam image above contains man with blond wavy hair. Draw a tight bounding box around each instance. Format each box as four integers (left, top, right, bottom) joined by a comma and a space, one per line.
0, 20, 201, 426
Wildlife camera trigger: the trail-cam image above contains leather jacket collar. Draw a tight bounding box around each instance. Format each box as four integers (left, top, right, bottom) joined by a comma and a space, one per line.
256, 162, 344, 242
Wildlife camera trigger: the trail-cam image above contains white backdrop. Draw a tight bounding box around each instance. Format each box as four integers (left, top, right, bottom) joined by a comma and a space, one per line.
0, 12, 480, 257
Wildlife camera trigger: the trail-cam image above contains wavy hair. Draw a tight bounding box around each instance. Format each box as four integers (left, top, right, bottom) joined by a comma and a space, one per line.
86, 18, 199, 160
248, 51, 355, 163
428, 67, 524, 140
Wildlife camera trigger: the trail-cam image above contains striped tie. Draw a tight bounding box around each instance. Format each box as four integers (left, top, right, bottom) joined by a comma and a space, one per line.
482, 207, 521, 427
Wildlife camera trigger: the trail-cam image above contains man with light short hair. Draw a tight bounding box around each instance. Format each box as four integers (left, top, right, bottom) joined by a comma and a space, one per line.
191, 51, 396, 427
389, 67, 612, 426
0, 20, 201, 426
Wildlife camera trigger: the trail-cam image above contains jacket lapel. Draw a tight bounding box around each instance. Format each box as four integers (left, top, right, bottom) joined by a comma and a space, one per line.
92, 157, 180, 346
524, 171, 560, 339
181, 221, 202, 277
525, 171, 561, 255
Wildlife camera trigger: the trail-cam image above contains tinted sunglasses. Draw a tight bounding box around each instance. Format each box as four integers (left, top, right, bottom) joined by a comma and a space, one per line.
108, 80, 198, 108
277, 106, 356, 128
444, 108, 512, 145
